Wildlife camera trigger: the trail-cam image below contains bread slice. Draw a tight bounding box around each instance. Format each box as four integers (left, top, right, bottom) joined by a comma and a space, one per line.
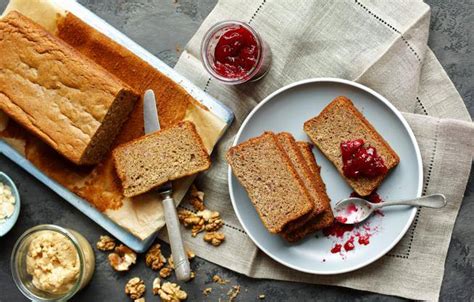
226, 132, 314, 234
113, 121, 211, 197
0, 11, 139, 165
304, 96, 400, 196
276, 133, 327, 233
282, 142, 334, 242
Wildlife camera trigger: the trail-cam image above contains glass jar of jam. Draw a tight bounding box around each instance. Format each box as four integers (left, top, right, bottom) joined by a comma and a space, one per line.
201, 20, 271, 85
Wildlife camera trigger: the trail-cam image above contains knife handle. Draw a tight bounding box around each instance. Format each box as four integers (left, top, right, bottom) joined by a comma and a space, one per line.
162, 194, 191, 281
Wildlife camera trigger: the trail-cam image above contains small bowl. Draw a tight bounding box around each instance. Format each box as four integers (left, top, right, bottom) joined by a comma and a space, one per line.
0, 171, 20, 237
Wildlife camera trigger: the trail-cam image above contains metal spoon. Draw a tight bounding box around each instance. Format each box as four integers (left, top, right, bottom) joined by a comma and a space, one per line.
333, 193, 447, 224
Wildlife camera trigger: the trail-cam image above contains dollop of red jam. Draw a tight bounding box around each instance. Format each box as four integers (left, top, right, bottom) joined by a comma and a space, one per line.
343, 237, 355, 251
213, 25, 259, 79
340, 139, 387, 178
357, 234, 371, 245
331, 244, 342, 254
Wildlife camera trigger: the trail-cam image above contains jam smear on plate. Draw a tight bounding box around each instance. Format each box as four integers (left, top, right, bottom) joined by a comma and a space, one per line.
343, 237, 355, 251
213, 25, 259, 79
340, 139, 387, 178
324, 191, 384, 255
330, 244, 342, 254
323, 221, 355, 238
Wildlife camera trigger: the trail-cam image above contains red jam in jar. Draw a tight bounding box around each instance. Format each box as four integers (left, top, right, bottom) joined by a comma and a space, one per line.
201, 21, 271, 84
340, 139, 387, 178
213, 26, 259, 79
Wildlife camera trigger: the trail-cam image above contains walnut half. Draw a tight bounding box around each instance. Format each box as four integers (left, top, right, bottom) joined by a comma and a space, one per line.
145, 243, 166, 270
158, 282, 187, 302
108, 244, 137, 271
96, 235, 116, 251
203, 232, 225, 246
125, 277, 145, 300
159, 267, 172, 278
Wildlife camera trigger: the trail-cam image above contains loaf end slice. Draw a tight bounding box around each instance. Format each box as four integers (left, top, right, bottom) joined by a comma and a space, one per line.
281, 142, 334, 242
113, 121, 211, 197
304, 96, 400, 196
226, 132, 314, 234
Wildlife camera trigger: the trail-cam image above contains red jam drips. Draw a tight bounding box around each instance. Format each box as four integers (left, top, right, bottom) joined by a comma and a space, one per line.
331, 244, 342, 254
324, 191, 384, 256
213, 25, 259, 79
323, 221, 354, 238
343, 237, 355, 251
340, 139, 387, 178
358, 234, 371, 245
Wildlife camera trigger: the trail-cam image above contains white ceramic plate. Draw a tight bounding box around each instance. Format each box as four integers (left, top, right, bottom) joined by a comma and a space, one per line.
228, 78, 423, 274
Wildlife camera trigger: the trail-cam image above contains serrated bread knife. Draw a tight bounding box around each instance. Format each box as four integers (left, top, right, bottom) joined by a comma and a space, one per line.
143, 89, 191, 281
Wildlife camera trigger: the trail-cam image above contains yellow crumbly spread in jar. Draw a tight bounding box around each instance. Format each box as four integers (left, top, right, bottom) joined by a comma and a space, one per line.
26, 231, 80, 294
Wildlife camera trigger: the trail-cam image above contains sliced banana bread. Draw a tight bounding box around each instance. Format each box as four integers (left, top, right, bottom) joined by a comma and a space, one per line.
276, 133, 327, 233
226, 132, 314, 234
282, 142, 334, 242
304, 96, 399, 196
113, 121, 210, 197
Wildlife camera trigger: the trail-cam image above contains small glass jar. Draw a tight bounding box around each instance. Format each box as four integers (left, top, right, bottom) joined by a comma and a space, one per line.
201, 20, 271, 85
11, 224, 95, 302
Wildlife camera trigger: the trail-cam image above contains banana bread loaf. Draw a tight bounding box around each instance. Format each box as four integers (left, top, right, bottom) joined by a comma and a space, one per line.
0, 11, 139, 165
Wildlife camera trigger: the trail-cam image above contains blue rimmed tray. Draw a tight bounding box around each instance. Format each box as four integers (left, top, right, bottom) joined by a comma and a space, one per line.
0, 1, 233, 252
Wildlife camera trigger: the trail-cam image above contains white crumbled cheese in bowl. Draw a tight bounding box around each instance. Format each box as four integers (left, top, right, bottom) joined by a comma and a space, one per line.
0, 181, 16, 224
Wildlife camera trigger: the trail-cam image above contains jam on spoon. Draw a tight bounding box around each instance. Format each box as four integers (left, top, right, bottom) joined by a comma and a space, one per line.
340, 139, 387, 178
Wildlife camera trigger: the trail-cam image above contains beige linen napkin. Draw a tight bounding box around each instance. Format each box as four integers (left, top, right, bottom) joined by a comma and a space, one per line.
163, 0, 473, 300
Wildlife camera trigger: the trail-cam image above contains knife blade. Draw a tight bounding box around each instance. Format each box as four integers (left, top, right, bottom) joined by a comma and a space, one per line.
142, 89, 191, 281
144, 89, 161, 134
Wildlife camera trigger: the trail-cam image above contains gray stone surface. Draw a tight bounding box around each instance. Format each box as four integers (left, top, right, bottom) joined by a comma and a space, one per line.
0, 0, 472, 301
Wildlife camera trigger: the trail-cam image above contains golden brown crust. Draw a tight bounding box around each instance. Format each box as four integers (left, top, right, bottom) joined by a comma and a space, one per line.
0, 11, 138, 165
226, 132, 314, 234
304, 96, 400, 196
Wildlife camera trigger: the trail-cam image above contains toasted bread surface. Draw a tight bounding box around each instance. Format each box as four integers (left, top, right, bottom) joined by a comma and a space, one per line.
113, 121, 210, 197
304, 96, 399, 196
226, 132, 314, 234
